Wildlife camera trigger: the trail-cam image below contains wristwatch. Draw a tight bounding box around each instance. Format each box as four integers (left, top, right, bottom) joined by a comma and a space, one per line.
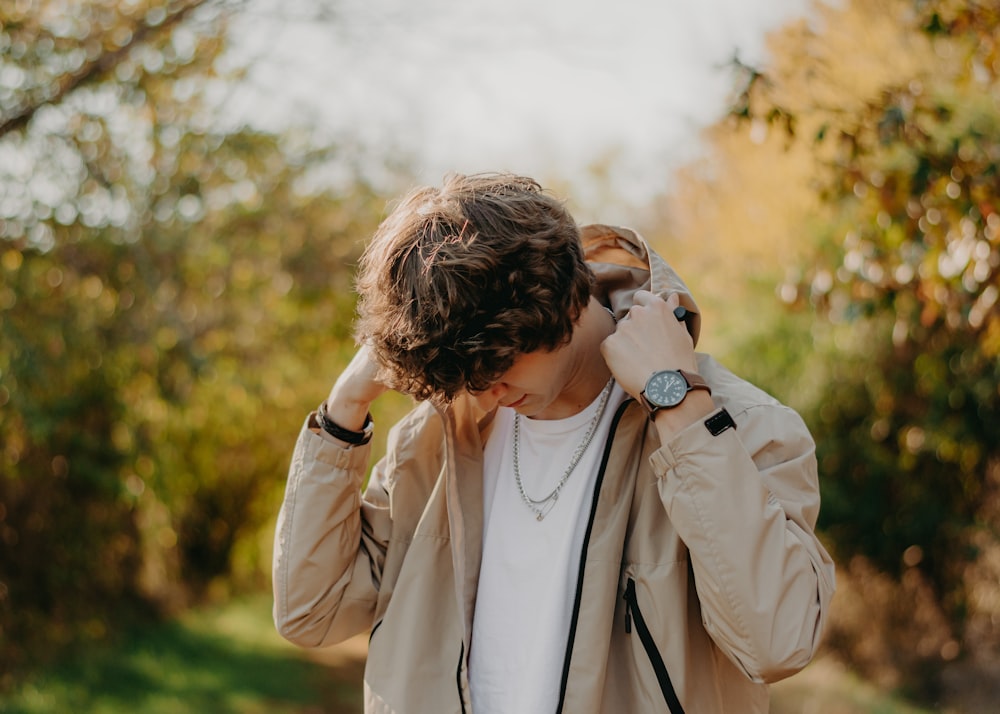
640, 369, 712, 416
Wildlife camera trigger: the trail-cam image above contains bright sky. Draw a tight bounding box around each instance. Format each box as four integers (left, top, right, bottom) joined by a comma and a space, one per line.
229, 0, 813, 218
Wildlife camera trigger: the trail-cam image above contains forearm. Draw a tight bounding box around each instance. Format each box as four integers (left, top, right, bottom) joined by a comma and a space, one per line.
651, 389, 715, 440
325, 379, 377, 435
652, 412, 835, 682
272, 420, 384, 647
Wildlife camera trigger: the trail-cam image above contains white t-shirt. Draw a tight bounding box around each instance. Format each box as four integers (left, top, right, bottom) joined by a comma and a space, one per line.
469, 382, 627, 714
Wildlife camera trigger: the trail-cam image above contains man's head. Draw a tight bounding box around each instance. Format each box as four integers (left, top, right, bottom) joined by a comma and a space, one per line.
355, 173, 594, 402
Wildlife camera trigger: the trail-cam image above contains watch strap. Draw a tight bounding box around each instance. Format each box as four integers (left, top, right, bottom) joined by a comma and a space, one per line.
705, 408, 736, 436
678, 369, 711, 395
317, 402, 374, 445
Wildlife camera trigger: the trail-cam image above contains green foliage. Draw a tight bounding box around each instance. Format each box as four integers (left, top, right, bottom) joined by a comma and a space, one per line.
798, 2, 1000, 604
0, 0, 393, 683
727, 0, 1000, 680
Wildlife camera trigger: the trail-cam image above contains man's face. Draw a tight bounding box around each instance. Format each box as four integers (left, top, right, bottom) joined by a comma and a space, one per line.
469, 344, 578, 420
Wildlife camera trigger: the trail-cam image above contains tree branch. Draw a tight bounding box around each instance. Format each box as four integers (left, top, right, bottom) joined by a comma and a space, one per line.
0, 0, 208, 140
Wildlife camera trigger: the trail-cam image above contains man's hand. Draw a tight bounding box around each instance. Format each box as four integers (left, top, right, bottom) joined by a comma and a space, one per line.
601, 290, 713, 437
324, 344, 389, 433
601, 291, 697, 399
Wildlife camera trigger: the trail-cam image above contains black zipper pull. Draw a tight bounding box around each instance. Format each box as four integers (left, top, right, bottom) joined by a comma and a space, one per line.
624, 578, 635, 634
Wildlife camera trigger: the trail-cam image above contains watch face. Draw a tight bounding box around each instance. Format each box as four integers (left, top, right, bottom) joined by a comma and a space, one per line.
645, 370, 688, 408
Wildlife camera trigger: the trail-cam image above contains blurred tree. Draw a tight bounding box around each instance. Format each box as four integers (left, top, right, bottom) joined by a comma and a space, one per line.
811, 0, 998, 595
652, 0, 940, 370
0, 0, 210, 138
0, 0, 390, 683
668, 0, 1000, 693
758, 0, 999, 596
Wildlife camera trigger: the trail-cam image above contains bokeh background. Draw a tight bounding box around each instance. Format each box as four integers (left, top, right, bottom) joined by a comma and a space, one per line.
1, 0, 999, 712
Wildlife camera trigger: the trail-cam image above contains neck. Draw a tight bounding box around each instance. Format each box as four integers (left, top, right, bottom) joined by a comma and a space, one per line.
535, 297, 616, 420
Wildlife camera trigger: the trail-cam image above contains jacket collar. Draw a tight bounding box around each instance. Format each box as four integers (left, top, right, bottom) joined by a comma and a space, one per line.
581, 224, 701, 348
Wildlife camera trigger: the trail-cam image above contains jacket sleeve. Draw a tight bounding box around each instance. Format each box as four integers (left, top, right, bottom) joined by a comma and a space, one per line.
650, 402, 836, 683
272, 415, 393, 648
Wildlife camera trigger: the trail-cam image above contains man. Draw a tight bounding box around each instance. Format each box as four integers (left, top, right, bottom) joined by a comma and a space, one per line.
273, 173, 836, 713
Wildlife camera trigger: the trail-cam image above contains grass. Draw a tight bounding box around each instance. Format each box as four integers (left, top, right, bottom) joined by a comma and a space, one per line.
0, 595, 363, 714
770, 656, 939, 714
0, 594, 947, 714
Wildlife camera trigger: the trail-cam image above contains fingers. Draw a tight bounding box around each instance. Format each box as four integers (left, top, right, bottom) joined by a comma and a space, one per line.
630, 289, 679, 307
626, 290, 681, 324
602, 290, 698, 398
630, 289, 657, 306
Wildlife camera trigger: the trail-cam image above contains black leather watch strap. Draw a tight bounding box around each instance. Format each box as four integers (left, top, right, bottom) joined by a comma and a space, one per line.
317, 402, 374, 445
704, 408, 736, 436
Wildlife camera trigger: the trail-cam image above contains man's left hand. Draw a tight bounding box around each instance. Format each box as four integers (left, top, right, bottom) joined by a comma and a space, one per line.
600, 290, 697, 401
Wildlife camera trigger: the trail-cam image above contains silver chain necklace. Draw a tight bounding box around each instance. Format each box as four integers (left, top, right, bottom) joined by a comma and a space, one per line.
512, 377, 615, 521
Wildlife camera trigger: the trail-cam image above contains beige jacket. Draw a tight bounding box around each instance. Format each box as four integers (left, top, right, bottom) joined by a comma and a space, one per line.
273, 225, 836, 713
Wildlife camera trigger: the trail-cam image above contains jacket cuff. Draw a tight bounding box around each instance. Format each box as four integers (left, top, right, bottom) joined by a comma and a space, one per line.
648, 408, 737, 478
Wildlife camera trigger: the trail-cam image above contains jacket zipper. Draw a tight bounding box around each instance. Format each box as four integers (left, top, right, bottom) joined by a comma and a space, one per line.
623, 577, 686, 714
368, 619, 383, 642
555, 400, 631, 713
456, 640, 468, 714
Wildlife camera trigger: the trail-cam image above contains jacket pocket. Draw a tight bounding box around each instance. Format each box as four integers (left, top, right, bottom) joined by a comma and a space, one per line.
623, 577, 686, 714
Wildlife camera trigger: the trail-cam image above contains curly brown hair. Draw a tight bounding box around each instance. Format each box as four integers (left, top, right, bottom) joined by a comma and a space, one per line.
354, 173, 594, 401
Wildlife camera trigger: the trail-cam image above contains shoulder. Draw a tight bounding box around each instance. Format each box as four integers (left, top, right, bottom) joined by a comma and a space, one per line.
697, 353, 815, 456
386, 399, 444, 449
385, 394, 494, 456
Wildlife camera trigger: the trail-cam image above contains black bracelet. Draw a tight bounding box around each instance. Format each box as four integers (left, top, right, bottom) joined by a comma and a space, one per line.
317, 402, 374, 445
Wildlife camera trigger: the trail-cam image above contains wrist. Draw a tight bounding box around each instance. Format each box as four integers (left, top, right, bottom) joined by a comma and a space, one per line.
317, 401, 374, 445
326, 385, 375, 432
322, 400, 371, 434
651, 391, 715, 439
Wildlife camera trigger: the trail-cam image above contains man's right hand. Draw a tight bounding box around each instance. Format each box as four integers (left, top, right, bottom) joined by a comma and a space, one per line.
324, 344, 389, 433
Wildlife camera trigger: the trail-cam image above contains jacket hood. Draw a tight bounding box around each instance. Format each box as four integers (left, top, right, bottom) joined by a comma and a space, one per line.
581, 224, 701, 348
